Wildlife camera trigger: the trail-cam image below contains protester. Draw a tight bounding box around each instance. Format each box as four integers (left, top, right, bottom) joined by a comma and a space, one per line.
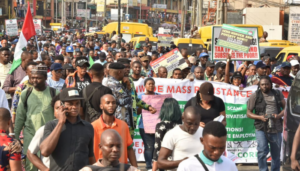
83, 63, 113, 122
185, 82, 226, 127
209, 62, 225, 82
152, 98, 182, 171
63, 56, 92, 90
199, 52, 209, 69
204, 61, 215, 80
15, 65, 58, 171
47, 63, 65, 91
92, 94, 137, 166
130, 61, 143, 81
137, 78, 159, 170
27, 94, 60, 170
247, 76, 285, 171
158, 106, 203, 170
0, 47, 12, 106
193, 66, 205, 80
290, 60, 300, 78
141, 56, 152, 77
178, 121, 238, 171
247, 62, 267, 86
0, 108, 22, 171
40, 87, 95, 170
94, 52, 107, 65
156, 66, 168, 78
3, 51, 33, 97
271, 62, 294, 86
171, 68, 182, 79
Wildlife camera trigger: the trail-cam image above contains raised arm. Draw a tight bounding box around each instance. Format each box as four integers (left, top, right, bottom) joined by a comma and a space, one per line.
224, 54, 231, 84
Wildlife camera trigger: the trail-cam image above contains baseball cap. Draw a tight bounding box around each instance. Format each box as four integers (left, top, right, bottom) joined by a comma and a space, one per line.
256, 62, 267, 69
232, 71, 243, 79
215, 62, 226, 70
281, 61, 291, 68
206, 61, 215, 68
287, 55, 295, 61
94, 46, 100, 50
99, 52, 106, 59
135, 43, 141, 49
199, 52, 209, 58
50, 63, 63, 71
62, 63, 74, 70
60, 87, 83, 102
76, 58, 90, 67
199, 82, 214, 101
290, 60, 300, 67
140, 56, 149, 62
66, 46, 74, 53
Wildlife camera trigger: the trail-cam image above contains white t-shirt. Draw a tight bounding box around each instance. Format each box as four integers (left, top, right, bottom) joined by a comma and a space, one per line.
46, 77, 65, 91
102, 77, 108, 86
161, 125, 204, 161
28, 126, 50, 170
177, 154, 238, 171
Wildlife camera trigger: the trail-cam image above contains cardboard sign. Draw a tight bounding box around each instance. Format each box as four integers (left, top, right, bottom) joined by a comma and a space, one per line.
217, 24, 254, 53
212, 26, 260, 61
141, 94, 172, 133
157, 34, 173, 47
150, 48, 188, 78
5, 19, 18, 36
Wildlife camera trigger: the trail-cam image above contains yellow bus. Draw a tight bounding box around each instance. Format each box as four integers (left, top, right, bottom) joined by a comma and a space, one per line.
173, 38, 205, 55
276, 46, 300, 63
102, 22, 153, 43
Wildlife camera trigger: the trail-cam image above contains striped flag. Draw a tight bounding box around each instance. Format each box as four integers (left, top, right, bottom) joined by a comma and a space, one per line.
9, 2, 36, 74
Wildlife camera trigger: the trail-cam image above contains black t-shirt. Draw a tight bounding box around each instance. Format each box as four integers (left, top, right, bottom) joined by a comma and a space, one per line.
184, 96, 225, 124
83, 82, 113, 112
75, 73, 92, 91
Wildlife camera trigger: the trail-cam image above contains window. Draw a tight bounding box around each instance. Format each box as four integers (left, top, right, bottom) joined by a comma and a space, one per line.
134, 34, 146, 38
276, 53, 285, 64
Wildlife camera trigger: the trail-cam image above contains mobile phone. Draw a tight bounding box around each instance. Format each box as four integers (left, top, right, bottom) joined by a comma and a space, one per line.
60, 102, 69, 116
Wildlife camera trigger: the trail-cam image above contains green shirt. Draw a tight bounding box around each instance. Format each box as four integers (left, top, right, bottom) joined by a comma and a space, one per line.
15, 86, 59, 152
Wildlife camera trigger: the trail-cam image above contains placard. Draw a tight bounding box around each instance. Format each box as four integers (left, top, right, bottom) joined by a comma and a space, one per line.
5, 19, 18, 36
157, 34, 173, 47
217, 24, 254, 53
33, 19, 42, 35
141, 94, 172, 133
150, 48, 188, 78
77, 9, 90, 18
212, 26, 260, 61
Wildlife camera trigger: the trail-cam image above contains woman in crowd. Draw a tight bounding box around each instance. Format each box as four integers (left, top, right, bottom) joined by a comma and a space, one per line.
138, 78, 159, 171
152, 98, 182, 171
224, 54, 247, 89
184, 82, 226, 127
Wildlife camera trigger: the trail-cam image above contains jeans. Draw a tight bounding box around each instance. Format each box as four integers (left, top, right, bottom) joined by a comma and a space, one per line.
139, 128, 155, 170
256, 130, 282, 171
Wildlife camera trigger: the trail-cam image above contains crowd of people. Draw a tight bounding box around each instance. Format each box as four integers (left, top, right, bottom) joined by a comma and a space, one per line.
0, 29, 298, 171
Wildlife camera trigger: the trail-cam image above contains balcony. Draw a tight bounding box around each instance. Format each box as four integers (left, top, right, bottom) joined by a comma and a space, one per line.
0, 6, 8, 16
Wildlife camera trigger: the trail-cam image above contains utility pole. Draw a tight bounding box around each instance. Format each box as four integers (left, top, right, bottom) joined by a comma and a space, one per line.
56, 0, 58, 22
180, 0, 186, 37
191, 0, 196, 28
223, 0, 228, 23
72, 0, 75, 27
140, 0, 142, 21
117, 0, 121, 48
85, 0, 88, 32
198, 0, 203, 27
61, 0, 64, 26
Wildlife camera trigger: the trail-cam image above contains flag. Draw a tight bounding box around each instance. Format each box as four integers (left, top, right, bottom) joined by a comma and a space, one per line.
89, 56, 94, 69
9, 2, 36, 74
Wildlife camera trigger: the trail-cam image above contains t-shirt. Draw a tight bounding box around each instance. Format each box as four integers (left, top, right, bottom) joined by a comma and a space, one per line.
161, 125, 204, 161
184, 96, 225, 124
177, 152, 238, 171
75, 74, 92, 91
46, 78, 65, 91
83, 82, 113, 113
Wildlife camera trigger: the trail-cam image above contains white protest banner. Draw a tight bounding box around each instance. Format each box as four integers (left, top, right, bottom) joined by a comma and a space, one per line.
132, 78, 287, 163
212, 26, 260, 61
33, 19, 42, 35
5, 19, 18, 36
150, 48, 188, 78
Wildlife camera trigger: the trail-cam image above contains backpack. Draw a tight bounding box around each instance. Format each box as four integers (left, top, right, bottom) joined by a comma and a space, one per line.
84, 164, 131, 171
24, 87, 56, 109
83, 85, 102, 122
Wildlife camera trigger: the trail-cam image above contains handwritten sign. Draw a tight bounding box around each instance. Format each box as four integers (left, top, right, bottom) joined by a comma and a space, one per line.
141, 94, 172, 133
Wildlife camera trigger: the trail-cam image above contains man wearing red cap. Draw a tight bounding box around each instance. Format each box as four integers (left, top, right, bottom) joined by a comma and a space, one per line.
287, 55, 295, 62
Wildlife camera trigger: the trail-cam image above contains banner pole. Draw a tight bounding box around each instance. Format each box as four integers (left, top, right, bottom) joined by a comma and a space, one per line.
35, 35, 41, 61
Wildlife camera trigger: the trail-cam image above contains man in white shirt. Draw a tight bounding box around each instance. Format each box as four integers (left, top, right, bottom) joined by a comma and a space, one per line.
157, 106, 203, 170
178, 121, 238, 171
46, 63, 65, 91
0, 47, 12, 106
